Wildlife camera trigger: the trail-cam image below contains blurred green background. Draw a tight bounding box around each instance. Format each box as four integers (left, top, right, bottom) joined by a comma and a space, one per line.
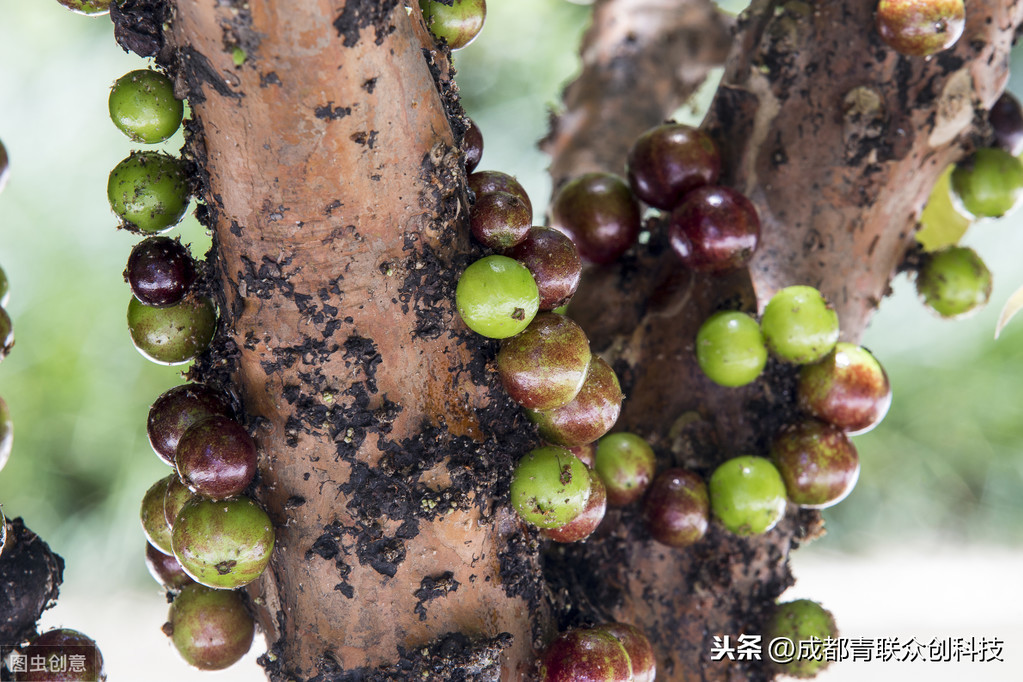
1, 0, 1022, 679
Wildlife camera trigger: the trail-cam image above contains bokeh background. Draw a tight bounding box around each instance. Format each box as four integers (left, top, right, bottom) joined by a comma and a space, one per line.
1, 1, 1022, 680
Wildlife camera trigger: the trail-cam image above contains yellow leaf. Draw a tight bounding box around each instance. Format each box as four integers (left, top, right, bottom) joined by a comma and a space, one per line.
995, 284, 1023, 339
916, 166, 972, 253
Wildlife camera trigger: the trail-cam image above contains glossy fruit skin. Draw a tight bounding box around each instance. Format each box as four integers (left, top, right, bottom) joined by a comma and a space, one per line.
527, 357, 623, 447
627, 123, 720, 209
109, 69, 184, 144
463, 117, 483, 172
642, 468, 709, 548
470, 191, 532, 251
468, 170, 532, 215
552, 173, 641, 265
164, 476, 195, 529
455, 255, 539, 338
594, 432, 656, 507
176, 415, 258, 500
568, 443, 596, 468
146, 541, 195, 591
0, 395, 12, 473
539, 628, 632, 682
595, 623, 657, 682
127, 293, 217, 365
669, 186, 761, 272
510, 446, 592, 529
541, 471, 607, 543
950, 147, 1023, 218
55, 0, 111, 15
505, 227, 582, 310
989, 92, 1023, 157
695, 311, 767, 387
148, 383, 232, 465
0, 138, 9, 194
167, 584, 255, 670
709, 456, 787, 535
126, 237, 197, 307
0, 263, 8, 306
0, 307, 13, 361
915, 245, 992, 318
765, 599, 838, 679
172, 496, 275, 589
798, 342, 892, 435
420, 0, 487, 50
770, 419, 860, 509
875, 0, 965, 57
761, 286, 839, 365
16, 629, 106, 681
107, 151, 190, 233
141, 475, 176, 555
497, 313, 591, 410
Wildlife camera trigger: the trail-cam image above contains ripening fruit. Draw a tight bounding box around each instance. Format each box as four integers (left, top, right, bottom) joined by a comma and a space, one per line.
172, 496, 275, 589
527, 357, 624, 447
109, 69, 184, 143
175, 415, 258, 500
505, 227, 582, 311
463, 117, 484, 172
148, 383, 232, 465
128, 294, 217, 365
510, 446, 592, 529
770, 419, 860, 509
496, 313, 591, 410
469, 191, 531, 251
126, 236, 198, 307
455, 255, 539, 338
915, 245, 992, 318
797, 342, 892, 435
552, 172, 641, 265
539, 628, 632, 682
164, 476, 194, 530
141, 474, 177, 555
642, 468, 710, 548
468, 170, 532, 215
541, 470, 607, 543
419, 0, 487, 50
627, 123, 721, 209
108, 151, 190, 233
167, 584, 255, 670
54, 0, 111, 15
709, 456, 787, 535
695, 311, 768, 387
146, 541, 195, 591
950, 147, 1023, 219
16, 629, 106, 681
764, 599, 838, 679
761, 285, 839, 364
594, 432, 656, 507
595, 623, 657, 682
875, 0, 965, 58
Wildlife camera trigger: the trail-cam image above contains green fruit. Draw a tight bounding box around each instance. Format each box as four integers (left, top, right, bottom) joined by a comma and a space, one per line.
695, 311, 767, 387
109, 70, 184, 143
127, 294, 217, 365
141, 475, 176, 555
55, 0, 111, 15
708, 455, 787, 535
594, 432, 656, 507
764, 599, 838, 678
760, 286, 839, 364
172, 496, 275, 589
916, 166, 970, 252
510, 446, 592, 529
950, 148, 1023, 219
167, 584, 255, 670
107, 151, 190, 233
915, 246, 992, 318
419, 0, 487, 50
455, 255, 539, 338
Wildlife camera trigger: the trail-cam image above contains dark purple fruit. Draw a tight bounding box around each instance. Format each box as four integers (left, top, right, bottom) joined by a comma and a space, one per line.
527, 357, 623, 447
172, 496, 275, 589
596, 623, 657, 682
17, 629, 106, 681
540, 627, 632, 682
990, 92, 1023, 156
627, 123, 721, 209
642, 468, 709, 548
175, 415, 258, 500
167, 584, 254, 670
148, 383, 231, 465
541, 471, 607, 543
797, 342, 891, 435
463, 117, 483, 172
594, 432, 656, 507
505, 226, 582, 310
552, 172, 641, 265
146, 541, 194, 590
468, 170, 532, 215
669, 186, 760, 271
125, 236, 197, 307
496, 313, 591, 410
141, 474, 176, 555
470, 191, 531, 251
770, 419, 860, 509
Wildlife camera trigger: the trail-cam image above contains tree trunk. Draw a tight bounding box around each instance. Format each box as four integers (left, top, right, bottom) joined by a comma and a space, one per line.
101, 0, 1023, 680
